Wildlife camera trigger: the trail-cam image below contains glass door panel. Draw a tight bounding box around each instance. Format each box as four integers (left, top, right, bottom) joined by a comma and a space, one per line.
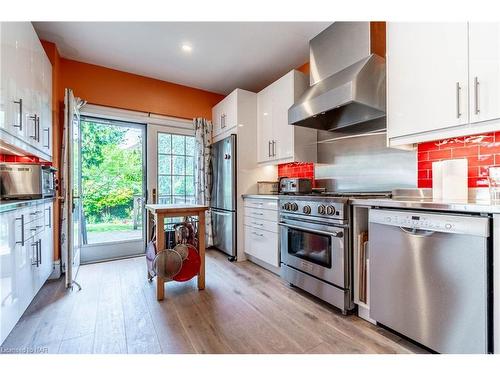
79, 116, 146, 263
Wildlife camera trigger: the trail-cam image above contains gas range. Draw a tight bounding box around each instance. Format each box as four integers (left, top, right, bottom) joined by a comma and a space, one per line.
278, 191, 391, 314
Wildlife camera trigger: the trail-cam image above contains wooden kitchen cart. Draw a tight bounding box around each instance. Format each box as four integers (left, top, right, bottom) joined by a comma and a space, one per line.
145, 204, 209, 301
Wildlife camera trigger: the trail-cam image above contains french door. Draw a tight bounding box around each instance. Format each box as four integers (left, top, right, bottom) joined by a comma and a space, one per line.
62, 88, 82, 288
79, 117, 147, 263
146, 123, 196, 207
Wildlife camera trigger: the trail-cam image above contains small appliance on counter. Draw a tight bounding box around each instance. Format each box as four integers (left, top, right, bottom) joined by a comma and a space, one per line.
432, 159, 468, 201
279, 177, 312, 194
257, 181, 279, 195
0, 162, 56, 199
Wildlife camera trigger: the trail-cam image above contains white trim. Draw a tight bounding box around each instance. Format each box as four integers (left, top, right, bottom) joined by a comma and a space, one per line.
80, 103, 193, 130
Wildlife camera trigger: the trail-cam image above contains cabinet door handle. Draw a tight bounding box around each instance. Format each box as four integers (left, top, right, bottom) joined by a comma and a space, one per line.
43, 128, 50, 148
29, 115, 37, 139
268, 141, 271, 157
252, 222, 264, 226
272, 140, 276, 157
456, 82, 462, 119
37, 116, 41, 142
474, 77, 480, 115
13, 99, 23, 130
252, 231, 264, 237
38, 239, 42, 265
46, 206, 51, 228
221, 113, 226, 129
31, 242, 39, 266
15, 215, 25, 245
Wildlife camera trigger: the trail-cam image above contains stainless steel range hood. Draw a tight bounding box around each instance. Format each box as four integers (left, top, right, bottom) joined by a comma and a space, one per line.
288, 22, 386, 132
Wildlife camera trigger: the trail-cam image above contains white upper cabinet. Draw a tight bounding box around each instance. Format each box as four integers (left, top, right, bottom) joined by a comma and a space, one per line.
468, 22, 500, 124
387, 23, 469, 141
0, 22, 52, 160
212, 89, 238, 138
387, 22, 500, 146
257, 70, 317, 164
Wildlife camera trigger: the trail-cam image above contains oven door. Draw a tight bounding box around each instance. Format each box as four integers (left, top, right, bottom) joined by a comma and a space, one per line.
279, 219, 346, 288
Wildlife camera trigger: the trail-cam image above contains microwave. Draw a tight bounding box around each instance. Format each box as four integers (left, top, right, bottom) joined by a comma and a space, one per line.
0, 163, 56, 199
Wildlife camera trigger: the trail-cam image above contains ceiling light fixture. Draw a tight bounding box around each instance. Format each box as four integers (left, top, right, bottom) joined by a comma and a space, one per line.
181, 44, 192, 53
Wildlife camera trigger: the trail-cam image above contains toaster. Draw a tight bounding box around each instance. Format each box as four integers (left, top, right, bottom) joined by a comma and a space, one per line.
279, 178, 312, 194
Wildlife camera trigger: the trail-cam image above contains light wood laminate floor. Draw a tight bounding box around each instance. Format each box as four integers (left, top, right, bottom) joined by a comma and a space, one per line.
1, 249, 427, 354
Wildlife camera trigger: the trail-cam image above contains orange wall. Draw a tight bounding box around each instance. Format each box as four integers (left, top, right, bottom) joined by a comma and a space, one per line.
40, 41, 225, 260
297, 62, 310, 76
59, 58, 224, 120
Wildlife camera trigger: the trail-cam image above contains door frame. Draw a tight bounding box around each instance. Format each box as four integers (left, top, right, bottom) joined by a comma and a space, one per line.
77, 104, 193, 263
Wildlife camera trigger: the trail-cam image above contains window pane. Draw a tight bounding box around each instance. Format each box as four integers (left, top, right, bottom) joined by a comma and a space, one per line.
186, 156, 194, 175
186, 137, 196, 156
173, 155, 185, 175
173, 176, 186, 195
172, 135, 185, 155
158, 133, 171, 154
158, 154, 171, 175
186, 176, 194, 195
159, 196, 172, 204
159, 175, 171, 196
172, 195, 187, 204
157, 134, 195, 205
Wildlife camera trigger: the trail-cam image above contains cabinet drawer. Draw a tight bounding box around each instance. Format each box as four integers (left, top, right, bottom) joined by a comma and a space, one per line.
244, 226, 279, 267
244, 207, 278, 222
244, 198, 278, 211
244, 216, 278, 233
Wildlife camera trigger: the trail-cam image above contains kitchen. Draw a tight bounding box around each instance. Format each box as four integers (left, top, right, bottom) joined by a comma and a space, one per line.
1, 1, 500, 370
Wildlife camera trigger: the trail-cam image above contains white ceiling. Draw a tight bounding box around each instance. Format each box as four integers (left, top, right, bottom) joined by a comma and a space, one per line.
33, 22, 331, 95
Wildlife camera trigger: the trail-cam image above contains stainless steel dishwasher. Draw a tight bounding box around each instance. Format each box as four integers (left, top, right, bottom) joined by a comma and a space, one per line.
369, 209, 490, 354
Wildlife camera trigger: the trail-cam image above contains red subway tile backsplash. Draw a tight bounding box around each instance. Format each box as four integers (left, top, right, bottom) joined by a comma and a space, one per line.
417, 131, 500, 188
278, 162, 315, 185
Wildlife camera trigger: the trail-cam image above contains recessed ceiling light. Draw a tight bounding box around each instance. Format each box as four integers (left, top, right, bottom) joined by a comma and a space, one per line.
181, 44, 192, 52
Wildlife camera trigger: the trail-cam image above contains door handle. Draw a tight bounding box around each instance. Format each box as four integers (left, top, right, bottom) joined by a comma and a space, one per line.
474, 77, 480, 115
456, 82, 462, 119
43, 128, 50, 148
45, 206, 52, 228
252, 231, 264, 237
399, 226, 435, 237
268, 141, 271, 157
272, 140, 276, 157
29, 115, 38, 139
31, 242, 39, 267
38, 239, 42, 265
15, 215, 25, 245
279, 222, 344, 238
13, 99, 23, 130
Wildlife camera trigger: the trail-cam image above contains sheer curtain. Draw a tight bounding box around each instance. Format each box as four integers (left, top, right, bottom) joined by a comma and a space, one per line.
193, 118, 213, 246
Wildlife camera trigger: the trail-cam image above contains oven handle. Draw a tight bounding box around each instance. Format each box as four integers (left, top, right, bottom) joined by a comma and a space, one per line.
279, 222, 343, 238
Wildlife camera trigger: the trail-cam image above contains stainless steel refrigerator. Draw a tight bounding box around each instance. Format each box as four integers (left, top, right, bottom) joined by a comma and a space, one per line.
210, 134, 237, 260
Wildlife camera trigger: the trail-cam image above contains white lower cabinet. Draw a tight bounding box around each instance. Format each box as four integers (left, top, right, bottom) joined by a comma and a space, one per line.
0, 200, 54, 345
243, 198, 279, 270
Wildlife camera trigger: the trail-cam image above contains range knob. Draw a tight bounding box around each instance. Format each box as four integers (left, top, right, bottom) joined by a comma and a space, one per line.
291, 203, 298, 211
318, 205, 326, 215
326, 205, 336, 215
303, 205, 311, 214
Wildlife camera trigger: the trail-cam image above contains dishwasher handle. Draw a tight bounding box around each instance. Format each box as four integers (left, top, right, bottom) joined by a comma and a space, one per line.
399, 226, 435, 237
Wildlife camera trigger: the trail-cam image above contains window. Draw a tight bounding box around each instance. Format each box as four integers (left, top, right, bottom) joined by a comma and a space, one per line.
157, 133, 196, 205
